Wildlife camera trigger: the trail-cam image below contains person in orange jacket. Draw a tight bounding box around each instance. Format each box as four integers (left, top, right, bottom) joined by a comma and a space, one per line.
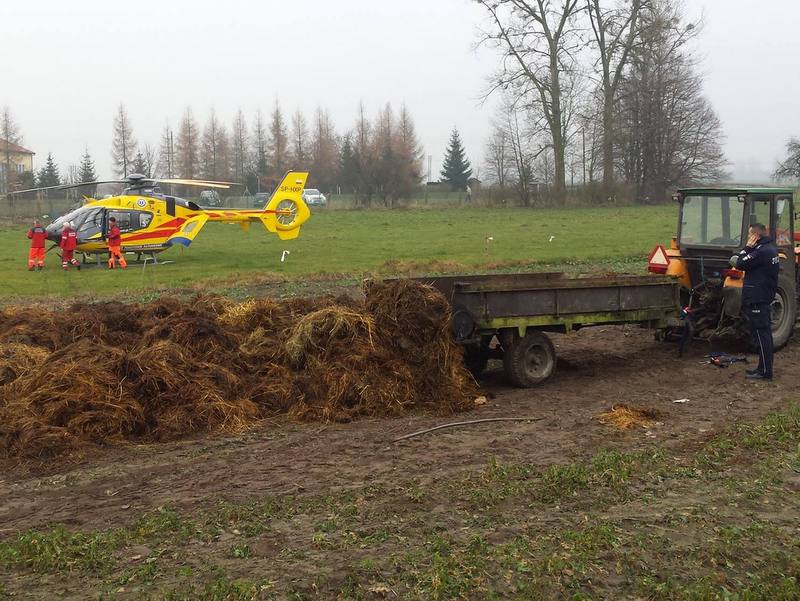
26, 219, 47, 271
106, 216, 127, 269
60, 222, 80, 270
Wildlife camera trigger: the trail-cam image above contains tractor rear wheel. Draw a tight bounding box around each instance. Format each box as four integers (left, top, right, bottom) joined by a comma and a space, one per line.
501, 330, 556, 388
771, 273, 796, 349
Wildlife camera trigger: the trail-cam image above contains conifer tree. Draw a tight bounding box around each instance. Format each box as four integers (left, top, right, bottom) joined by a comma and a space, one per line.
77, 149, 98, 198
78, 149, 97, 183
440, 128, 472, 191
37, 153, 61, 187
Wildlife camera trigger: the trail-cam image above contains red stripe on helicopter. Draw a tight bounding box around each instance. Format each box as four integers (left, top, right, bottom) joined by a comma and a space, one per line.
119, 218, 186, 242
123, 229, 179, 242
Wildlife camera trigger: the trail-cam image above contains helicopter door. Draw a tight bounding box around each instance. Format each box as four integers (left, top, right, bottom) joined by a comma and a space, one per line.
75, 207, 105, 242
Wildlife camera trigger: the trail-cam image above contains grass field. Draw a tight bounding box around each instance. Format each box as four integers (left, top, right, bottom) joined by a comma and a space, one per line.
0, 205, 677, 300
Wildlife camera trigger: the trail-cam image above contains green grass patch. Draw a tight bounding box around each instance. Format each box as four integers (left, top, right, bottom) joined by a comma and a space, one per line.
0, 205, 676, 299
0, 506, 193, 575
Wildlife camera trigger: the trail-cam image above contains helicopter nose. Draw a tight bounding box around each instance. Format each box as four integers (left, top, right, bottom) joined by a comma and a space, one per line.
45, 227, 59, 243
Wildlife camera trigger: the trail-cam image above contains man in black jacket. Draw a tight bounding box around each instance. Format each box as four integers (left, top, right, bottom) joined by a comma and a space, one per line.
730, 223, 780, 380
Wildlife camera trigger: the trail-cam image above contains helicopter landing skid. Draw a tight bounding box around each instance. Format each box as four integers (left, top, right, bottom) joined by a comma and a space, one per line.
80, 252, 174, 268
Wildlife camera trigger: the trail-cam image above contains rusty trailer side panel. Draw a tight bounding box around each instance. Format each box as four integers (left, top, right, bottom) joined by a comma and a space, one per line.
415, 273, 681, 336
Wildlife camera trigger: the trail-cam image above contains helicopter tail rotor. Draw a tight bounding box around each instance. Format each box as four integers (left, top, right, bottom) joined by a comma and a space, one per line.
259, 172, 311, 240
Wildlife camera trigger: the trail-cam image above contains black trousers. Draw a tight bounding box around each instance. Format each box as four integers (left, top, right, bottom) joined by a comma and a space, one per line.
744, 303, 774, 377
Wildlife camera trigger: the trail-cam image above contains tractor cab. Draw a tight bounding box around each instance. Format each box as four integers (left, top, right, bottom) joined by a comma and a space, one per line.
650, 187, 798, 348
676, 188, 795, 283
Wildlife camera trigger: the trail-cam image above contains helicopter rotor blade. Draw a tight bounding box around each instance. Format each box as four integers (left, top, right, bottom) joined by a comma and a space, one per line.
157, 179, 233, 189
3, 180, 125, 196
158, 178, 238, 185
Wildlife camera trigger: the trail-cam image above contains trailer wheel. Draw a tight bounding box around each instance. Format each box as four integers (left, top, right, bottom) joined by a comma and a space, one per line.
771, 273, 796, 349
502, 330, 555, 387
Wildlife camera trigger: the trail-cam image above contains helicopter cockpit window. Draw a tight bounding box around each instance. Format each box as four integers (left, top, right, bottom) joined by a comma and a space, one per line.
76, 207, 105, 240
139, 212, 153, 228
50, 208, 83, 230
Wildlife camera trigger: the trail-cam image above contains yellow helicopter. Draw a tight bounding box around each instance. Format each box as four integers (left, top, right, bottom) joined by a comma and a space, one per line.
8, 171, 311, 262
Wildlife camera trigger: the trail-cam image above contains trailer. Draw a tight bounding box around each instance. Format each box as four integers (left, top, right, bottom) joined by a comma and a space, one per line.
415, 272, 681, 387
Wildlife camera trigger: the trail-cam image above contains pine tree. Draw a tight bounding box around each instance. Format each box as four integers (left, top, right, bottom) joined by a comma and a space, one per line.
440, 128, 472, 191
111, 104, 137, 178
37, 153, 61, 187
77, 149, 98, 198
78, 149, 97, 183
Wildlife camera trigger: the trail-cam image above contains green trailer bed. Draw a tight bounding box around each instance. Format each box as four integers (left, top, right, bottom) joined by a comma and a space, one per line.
414, 272, 681, 387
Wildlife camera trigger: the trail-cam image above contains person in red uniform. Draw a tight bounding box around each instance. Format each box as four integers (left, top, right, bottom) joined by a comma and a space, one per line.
26, 219, 47, 271
60, 222, 80, 270
106, 217, 127, 269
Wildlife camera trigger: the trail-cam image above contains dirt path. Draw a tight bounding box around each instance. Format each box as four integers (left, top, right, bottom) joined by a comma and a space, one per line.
2, 326, 795, 538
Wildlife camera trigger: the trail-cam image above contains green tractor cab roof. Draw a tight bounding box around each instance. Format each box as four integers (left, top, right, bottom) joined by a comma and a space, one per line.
678, 187, 795, 195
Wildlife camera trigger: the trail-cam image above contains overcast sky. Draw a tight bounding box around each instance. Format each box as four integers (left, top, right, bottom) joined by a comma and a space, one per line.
2, 0, 798, 183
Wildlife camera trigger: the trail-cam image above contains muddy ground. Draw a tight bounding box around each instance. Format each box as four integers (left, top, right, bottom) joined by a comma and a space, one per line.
1, 325, 798, 599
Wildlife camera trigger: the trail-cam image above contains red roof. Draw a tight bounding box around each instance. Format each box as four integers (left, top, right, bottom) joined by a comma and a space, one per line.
0, 139, 34, 155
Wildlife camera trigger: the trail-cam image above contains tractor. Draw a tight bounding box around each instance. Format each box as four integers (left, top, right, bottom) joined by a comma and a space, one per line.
648, 187, 798, 348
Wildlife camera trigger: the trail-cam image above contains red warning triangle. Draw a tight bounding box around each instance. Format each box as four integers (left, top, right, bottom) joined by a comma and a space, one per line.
647, 245, 670, 267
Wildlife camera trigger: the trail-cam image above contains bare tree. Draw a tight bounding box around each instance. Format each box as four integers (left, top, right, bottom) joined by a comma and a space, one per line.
111, 104, 137, 178
353, 102, 373, 205
616, 0, 725, 200
141, 144, 158, 179
176, 108, 199, 180
1, 106, 22, 193
158, 123, 176, 180
775, 139, 800, 181
476, 0, 583, 202
252, 109, 268, 180
395, 104, 424, 198
311, 107, 339, 193
291, 109, 310, 167
200, 109, 225, 181
505, 103, 539, 206
587, 0, 644, 193
573, 93, 604, 184
231, 110, 248, 184
268, 101, 289, 181
372, 103, 396, 205
216, 128, 232, 182
484, 123, 511, 189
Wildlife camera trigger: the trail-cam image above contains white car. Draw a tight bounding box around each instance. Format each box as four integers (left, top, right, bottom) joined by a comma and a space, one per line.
302, 188, 327, 207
